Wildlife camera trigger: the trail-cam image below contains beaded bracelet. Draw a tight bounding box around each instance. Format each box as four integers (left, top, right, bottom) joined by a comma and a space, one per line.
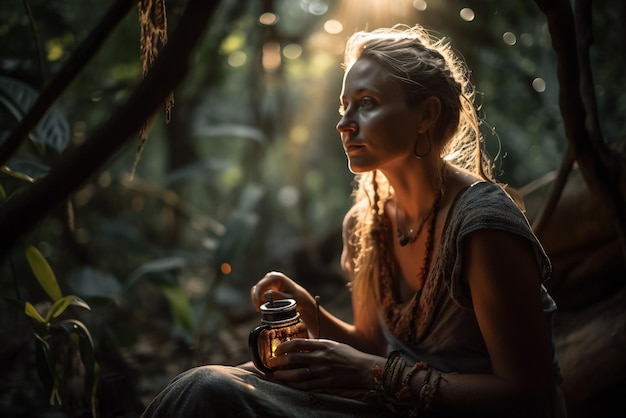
371, 351, 443, 417
395, 360, 429, 401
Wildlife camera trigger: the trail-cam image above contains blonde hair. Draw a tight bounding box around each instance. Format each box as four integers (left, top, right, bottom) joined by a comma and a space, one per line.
343, 24, 495, 311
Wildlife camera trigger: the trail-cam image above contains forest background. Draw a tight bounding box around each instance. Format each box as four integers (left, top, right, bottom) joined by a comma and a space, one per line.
0, 0, 624, 417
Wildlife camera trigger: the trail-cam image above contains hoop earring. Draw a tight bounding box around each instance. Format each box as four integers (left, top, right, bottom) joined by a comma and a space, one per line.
413, 131, 432, 159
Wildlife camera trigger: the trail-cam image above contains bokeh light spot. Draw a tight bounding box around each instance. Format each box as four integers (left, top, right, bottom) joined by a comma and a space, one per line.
323, 19, 343, 34
302, 0, 328, 16
532, 78, 546, 92
47, 44, 63, 61
290, 125, 309, 144
460, 8, 475, 22
520, 33, 534, 46
259, 12, 279, 26
228, 51, 247, 67
412, 0, 428, 11
503, 31, 517, 46
221, 263, 232, 275
262, 41, 281, 72
220, 32, 245, 55
186, 277, 206, 298
278, 186, 300, 208
283, 43, 303, 59
98, 171, 112, 188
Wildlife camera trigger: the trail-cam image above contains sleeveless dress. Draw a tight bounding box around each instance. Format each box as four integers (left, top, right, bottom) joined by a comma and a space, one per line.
141, 182, 566, 418
379, 182, 558, 374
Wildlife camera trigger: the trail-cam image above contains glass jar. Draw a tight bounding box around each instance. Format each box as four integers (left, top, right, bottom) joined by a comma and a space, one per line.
248, 298, 308, 373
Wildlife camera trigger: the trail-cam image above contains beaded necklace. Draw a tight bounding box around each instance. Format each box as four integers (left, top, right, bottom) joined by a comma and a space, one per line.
395, 191, 440, 247
378, 191, 441, 345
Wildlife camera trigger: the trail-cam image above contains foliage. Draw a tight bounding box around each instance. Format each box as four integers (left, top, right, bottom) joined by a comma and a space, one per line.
24, 246, 97, 414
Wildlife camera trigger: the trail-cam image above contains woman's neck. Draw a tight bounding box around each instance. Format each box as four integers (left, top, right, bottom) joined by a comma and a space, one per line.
382, 158, 445, 220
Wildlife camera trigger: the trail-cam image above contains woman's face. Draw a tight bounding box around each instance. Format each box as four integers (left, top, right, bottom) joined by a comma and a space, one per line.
337, 57, 422, 174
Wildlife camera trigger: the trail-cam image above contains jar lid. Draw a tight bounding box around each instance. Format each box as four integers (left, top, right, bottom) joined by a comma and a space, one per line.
260, 298, 298, 323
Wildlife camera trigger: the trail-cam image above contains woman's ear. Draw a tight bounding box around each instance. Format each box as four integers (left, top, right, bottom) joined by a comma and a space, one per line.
417, 96, 442, 133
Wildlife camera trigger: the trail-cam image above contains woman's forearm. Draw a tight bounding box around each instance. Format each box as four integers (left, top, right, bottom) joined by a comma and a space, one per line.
374, 357, 552, 418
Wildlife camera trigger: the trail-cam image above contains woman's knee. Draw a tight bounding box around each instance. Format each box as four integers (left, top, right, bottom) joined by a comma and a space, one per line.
142, 365, 248, 417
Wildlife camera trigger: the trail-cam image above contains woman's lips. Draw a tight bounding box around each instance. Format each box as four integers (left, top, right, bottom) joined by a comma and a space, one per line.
344, 141, 364, 153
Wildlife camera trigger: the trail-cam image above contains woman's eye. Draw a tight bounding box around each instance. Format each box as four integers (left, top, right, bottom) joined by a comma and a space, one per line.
338, 97, 374, 116
359, 97, 374, 109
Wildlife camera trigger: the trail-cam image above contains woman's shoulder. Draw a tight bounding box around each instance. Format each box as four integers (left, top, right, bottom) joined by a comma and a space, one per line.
441, 180, 537, 249
452, 181, 523, 217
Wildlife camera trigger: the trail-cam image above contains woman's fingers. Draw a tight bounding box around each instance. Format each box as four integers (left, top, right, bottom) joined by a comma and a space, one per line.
274, 338, 333, 356
269, 339, 337, 370
270, 366, 315, 381
250, 271, 296, 307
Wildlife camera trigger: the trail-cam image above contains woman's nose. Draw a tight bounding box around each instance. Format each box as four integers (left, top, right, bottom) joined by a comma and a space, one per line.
336, 114, 357, 133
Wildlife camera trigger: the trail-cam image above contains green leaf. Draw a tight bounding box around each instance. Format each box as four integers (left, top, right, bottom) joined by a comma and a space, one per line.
1, 165, 36, 183
68, 267, 122, 302
4, 158, 50, 180
77, 326, 98, 409
25, 245, 63, 301
45, 295, 91, 322
34, 334, 60, 406
126, 256, 187, 289
25, 301, 46, 323
157, 282, 194, 335
0, 184, 6, 201
0, 76, 70, 153
51, 319, 98, 409
49, 319, 95, 348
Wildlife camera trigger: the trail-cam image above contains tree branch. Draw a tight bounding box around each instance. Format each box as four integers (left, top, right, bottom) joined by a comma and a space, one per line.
0, 0, 136, 167
0, 0, 220, 259
532, 145, 575, 237
533, 0, 626, 259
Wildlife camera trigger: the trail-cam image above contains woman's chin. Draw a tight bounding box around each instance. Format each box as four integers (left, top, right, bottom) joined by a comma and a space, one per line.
347, 162, 373, 174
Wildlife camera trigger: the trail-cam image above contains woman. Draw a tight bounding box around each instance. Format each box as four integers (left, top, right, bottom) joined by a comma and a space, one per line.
142, 24, 566, 417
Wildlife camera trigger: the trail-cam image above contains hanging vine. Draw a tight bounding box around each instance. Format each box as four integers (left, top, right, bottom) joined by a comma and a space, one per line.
132, 0, 175, 179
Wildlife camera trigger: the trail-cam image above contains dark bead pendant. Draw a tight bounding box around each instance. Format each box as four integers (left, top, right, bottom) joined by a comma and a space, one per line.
398, 234, 410, 246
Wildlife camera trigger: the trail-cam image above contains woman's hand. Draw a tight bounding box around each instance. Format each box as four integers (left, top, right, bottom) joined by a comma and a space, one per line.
250, 271, 315, 314
266, 338, 382, 391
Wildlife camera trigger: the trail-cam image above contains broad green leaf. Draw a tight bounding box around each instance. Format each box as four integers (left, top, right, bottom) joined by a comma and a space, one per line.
126, 256, 187, 289
45, 295, 91, 322
25, 245, 63, 301
157, 282, 194, 335
0, 184, 6, 201
68, 267, 122, 302
25, 301, 46, 323
0, 76, 70, 152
